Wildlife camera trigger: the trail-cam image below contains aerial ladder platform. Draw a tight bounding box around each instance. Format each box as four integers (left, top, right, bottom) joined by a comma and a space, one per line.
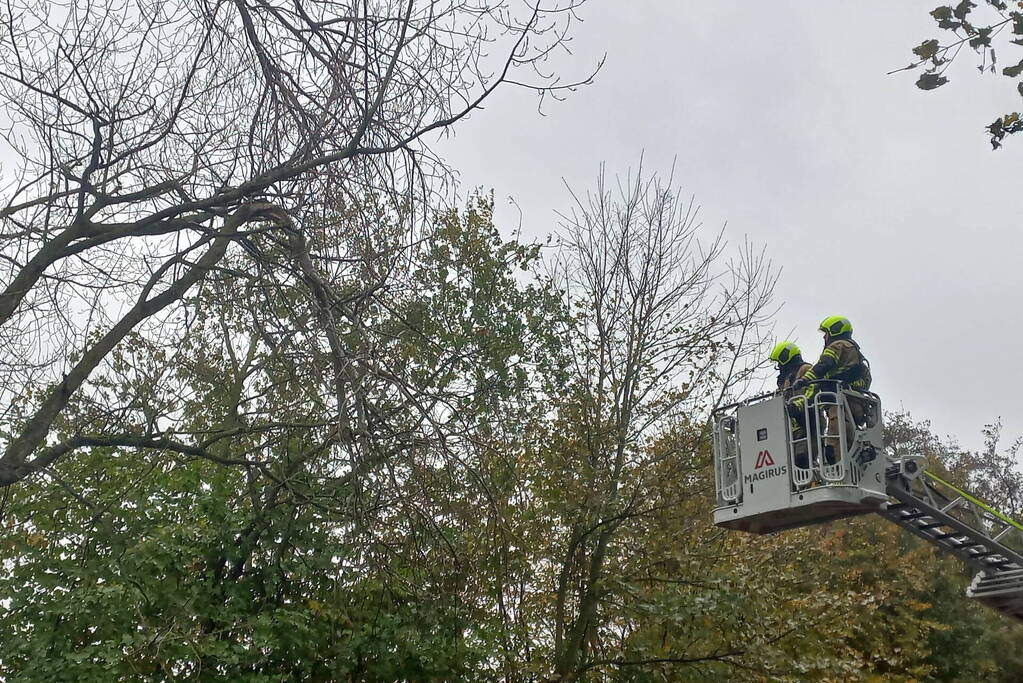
712, 384, 1023, 622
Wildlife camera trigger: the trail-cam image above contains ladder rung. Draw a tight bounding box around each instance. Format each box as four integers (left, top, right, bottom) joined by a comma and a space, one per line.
886, 472, 1023, 623
971, 576, 1023, 589
945, 543, 977, 556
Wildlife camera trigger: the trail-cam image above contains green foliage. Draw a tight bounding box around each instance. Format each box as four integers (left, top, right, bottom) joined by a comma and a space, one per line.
913, 39, 941, 60
0, 448, 492, 680
0, 196, 555, 680
885, 411, 1023, 681
5, 198, 1023, 681
916, 72, 950, 90
904, 2, 1023, 147
1003, 58, 1023, 77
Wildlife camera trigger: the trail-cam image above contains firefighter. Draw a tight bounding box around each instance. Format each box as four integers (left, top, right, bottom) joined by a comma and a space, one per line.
770, 341, 810, 396
769, 341, 812, 469
792, 316, 872, 465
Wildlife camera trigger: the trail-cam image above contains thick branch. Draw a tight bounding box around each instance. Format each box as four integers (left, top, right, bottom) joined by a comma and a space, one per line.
0, 202, 289, 486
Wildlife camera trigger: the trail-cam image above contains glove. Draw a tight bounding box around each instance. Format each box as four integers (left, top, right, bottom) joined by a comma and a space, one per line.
792, 378, 808, 391
787, 397, 805, 418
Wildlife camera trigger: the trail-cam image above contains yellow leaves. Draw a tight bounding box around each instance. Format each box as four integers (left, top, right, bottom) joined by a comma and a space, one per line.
902, 599, 933, 613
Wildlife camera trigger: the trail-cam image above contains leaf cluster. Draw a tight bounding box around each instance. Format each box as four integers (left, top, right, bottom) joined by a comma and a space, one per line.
903, 1, 1023, 147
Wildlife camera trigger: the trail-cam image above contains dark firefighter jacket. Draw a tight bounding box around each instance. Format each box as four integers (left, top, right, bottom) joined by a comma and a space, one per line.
777, 360, 811, 397
802, 333, 871, 396
779, 360, 812, 433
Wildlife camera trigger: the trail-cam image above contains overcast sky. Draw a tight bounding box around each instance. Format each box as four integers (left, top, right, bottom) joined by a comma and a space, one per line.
438, 2, 1023, 452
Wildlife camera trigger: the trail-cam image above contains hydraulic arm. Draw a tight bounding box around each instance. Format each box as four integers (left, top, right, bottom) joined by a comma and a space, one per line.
883, 462, 1023, 621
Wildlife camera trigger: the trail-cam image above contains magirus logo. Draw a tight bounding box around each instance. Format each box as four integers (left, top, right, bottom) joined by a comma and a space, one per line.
754, 449, 775, 469
744, 449, 786, 485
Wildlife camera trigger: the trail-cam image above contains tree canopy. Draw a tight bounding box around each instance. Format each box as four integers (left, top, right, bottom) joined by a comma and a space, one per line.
3, 1, 1023, 679
3, 180, 1023, 680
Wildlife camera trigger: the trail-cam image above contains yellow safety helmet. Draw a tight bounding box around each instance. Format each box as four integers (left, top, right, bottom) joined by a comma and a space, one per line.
769, 341, 801, 366
819, 315, 853, 336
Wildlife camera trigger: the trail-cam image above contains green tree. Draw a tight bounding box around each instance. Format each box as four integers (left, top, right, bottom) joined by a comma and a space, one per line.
11, 189, 1023, 681
536, 166, 778, 679
0, 195, 563, 680
884, 410, 1023, 681
0, 0, 595, 487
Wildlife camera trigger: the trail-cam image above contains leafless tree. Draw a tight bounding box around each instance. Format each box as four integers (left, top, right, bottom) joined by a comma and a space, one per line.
0, 0, 595, 486
546, 164, 777, 678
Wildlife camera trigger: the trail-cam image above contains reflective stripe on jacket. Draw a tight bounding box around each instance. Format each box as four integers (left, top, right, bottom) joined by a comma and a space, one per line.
802, 336, 871, 395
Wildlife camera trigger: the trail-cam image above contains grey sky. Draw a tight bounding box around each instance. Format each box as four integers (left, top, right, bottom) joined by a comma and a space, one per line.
438, 2, 1023, 452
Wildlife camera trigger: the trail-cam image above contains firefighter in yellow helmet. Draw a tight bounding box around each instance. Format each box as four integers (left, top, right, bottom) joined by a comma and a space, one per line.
769, 341, 812, 468
792, 316, 872, 464
770, 341, 810, 396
